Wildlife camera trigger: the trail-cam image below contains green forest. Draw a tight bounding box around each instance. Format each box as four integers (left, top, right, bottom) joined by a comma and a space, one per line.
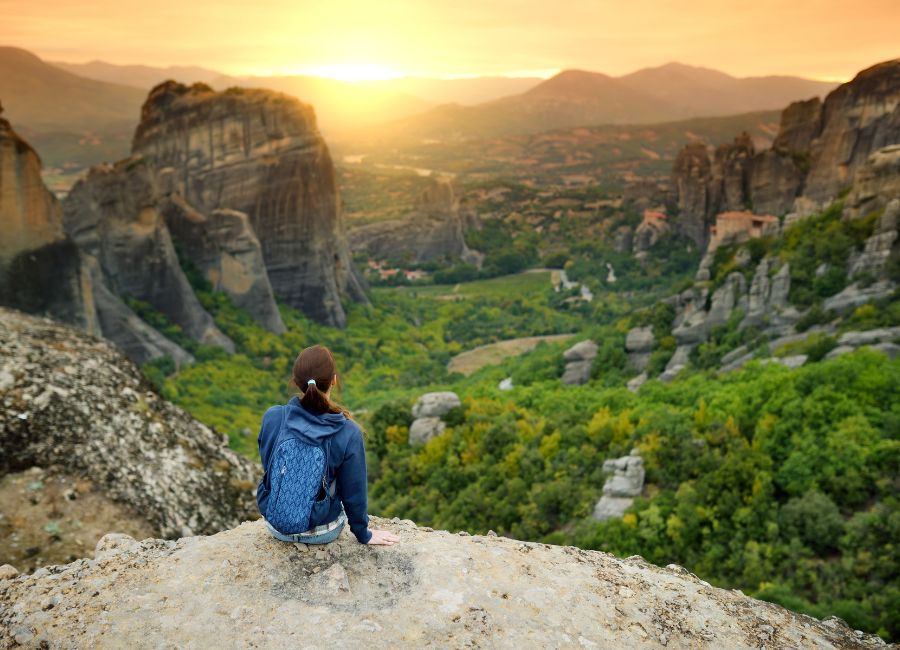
146, 202, 900, 641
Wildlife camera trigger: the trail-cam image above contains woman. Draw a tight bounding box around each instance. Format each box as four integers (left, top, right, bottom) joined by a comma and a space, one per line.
256, 344, 398, 546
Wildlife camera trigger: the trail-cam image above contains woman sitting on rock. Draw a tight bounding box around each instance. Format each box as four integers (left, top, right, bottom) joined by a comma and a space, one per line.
256, 344, 398, 546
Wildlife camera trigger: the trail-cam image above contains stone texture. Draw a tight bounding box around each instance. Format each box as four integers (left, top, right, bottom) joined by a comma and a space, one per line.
838, 326, 900, 347
161, 195, 285, 334
0, 518, 887, 650
348, 179, 481, 265
626, 372, 648, 393
844, 146, 900, 220
408, 417, 446, 446
411, 391, 462, 419
803, 60, 900, 205
625, 326, 655, 371
131, 81, 367, 328
632, 214, 670, 254
823, 280, 896, 313
561, 339, 598, 385
593, 452, 645, 521
849, 198, 899, 278
0, 307, 258, 538
63, 157, 233, 351
772, 97, 822, 154
761, 355, 808, 369
711, 133, 755, 212
0, 117, 97, 332
748, 149, 803, 216
706, 272, 747, 330
671, 141, 713, 247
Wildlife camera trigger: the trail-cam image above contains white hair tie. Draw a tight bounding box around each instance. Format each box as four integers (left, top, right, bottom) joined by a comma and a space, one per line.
307, 379, 316, 387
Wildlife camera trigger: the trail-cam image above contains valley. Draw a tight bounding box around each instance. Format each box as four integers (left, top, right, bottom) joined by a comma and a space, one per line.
0, 41, 898, 644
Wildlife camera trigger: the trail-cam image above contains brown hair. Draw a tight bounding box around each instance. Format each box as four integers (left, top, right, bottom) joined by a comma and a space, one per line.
291, 345, 350, 417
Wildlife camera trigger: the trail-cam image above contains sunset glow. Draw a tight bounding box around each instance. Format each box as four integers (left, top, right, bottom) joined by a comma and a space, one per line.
2, 0, 898, 81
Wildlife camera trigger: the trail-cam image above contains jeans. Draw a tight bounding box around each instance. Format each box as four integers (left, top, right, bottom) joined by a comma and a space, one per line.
265, 508, 346, 545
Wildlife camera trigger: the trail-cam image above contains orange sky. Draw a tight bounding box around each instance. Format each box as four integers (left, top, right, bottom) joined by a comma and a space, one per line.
1, 0, 898, 80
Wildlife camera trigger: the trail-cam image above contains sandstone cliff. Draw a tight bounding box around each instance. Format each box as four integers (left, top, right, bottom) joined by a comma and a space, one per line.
348, 178, 482, 265
0, 518, 887, 649
63, 157, 233, 351
671, 58, 900, 237
0, 117, 96, 332
132, 81, 366, 327
0, 307, 258, 538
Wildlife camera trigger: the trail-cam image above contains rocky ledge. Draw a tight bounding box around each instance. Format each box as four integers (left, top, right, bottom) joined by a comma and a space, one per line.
0, 518, 887, 649
0, 307, 259, 539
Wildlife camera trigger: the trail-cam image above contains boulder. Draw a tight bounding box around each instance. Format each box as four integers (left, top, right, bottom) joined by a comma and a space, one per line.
132, 82, 367, 328
838, 326, 900, 347
825, 345, 856, 360
561, 340, 598, 385
408, 418, 446, 445
412, 392, 462, 419
872, 342, 900, 360
761, 355, 808, 369
593, 452, 645, 521
498, 377, 514, 391
626, 372, 648, 393
0, 519, 886, 650
0, 307, 258, 538
706, 272, 747, 330
625, 327, 655, 353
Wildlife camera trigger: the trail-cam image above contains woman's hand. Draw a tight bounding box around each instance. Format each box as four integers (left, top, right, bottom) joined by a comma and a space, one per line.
367, 529, 400, 545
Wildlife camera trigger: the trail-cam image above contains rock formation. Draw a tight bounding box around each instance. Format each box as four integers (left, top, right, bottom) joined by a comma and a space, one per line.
132, 81, 366, 328
3, 518, 887, 649
849, 198, 899, 278
160, 194, 285, 334
0, 307, 258, 538
561, 339, 598, 385
0, 116, 96, 332
408, 391, 462, 445
593, 451, 645, 521
631, 210, 670, 255
844, 145, 900, 220
671, 59, 900, 229
63, 157, 234, 351
625, 326, 655, 370
348, 178, 482, 265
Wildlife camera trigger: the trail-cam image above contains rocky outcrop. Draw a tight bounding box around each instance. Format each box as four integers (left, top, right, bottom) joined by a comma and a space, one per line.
671, 142, 713, 247
348, 178, 482, 265
63, 157, 234, 351
848, 198, 899, 278
844, 146, 900, 220
593, 451, 645, 521
132, 81, 366, 328
561, 339, 598, 385
672, 59, 900, 226
408, 391, 461, 445
625, 326, 655, 371
0, 117, 97, 332
0, 307, 258, 538
742, 260, 795, 329
632, 211, 670, 255
161, 195, 285, 334
803, 59, 900, 204
1, 518, 887, 649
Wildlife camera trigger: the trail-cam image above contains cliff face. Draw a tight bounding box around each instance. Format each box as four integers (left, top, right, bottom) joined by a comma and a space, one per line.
63, 157, 233, 351
132, 81, 366, 327
0, 518, 887, 649
348, 178, 481, 265
0, 307, 258, 538
671, 58, 900, 231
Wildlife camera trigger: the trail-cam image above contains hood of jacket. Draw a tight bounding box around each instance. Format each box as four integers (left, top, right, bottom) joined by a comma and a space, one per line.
284, 396, 347, 443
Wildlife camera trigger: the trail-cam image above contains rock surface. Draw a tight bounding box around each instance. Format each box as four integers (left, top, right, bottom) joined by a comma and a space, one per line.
0, 518, 887, 650
408, 417, 446, 445
63, 157, 233, 351
132, 81, 366, 327
408, 392, 461, 445
844, 146, 900, 220
349, 178, 481, 265
0, 117, 97, 333
0, 307, 258, 538
561, 339, 598, 385
161, 195, 285, 334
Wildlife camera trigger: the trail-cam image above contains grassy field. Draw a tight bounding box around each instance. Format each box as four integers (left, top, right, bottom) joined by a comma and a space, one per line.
447, 333, 576, 375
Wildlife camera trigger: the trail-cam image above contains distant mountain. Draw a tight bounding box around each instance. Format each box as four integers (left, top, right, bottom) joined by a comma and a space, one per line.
51, 59, 228, 89
381, 63, 839, 142
389, 76, 542, 105
0, 47, 144, 132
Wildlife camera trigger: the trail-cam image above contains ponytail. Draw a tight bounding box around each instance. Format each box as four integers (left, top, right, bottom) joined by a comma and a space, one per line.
299, 379, 334, 414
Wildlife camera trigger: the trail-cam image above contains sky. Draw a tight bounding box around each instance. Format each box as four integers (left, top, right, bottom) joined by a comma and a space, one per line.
1, 0, 898, 80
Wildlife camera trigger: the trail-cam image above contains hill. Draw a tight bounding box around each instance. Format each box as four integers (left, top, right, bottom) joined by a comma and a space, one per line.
381, 63, 837, 141
50, 59, 226, 89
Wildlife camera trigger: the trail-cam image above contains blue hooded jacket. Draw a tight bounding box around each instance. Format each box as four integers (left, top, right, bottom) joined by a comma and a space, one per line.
256, 396, 372, 544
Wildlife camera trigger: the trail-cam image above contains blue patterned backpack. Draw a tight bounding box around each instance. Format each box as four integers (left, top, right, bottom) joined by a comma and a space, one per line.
264, 408, 334, 535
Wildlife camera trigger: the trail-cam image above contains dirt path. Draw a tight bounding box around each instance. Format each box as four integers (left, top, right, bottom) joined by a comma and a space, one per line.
447, 334, 576, 376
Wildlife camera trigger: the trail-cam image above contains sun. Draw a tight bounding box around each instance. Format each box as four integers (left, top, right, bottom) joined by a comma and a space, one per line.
289, 63, 406, 82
